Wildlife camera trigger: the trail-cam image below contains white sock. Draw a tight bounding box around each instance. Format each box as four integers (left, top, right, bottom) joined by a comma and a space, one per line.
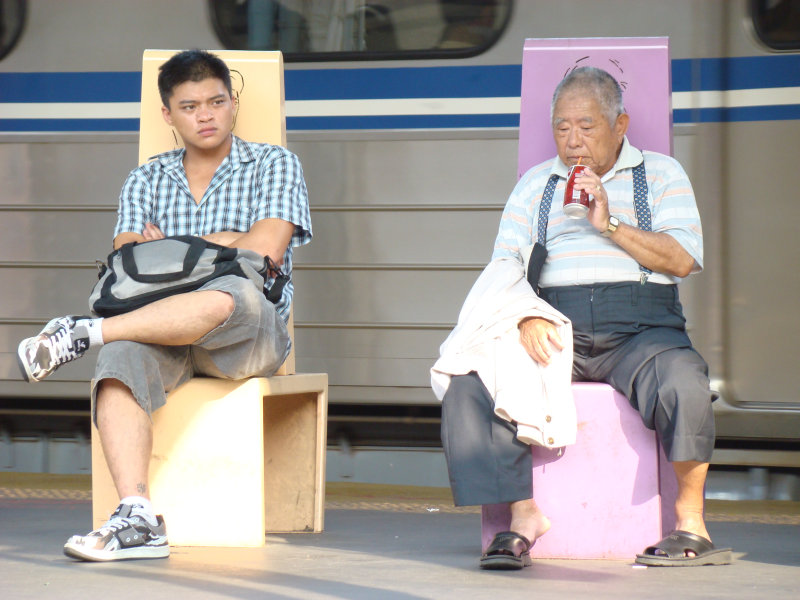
120, 496, 157, 524
75, 317, 104, 347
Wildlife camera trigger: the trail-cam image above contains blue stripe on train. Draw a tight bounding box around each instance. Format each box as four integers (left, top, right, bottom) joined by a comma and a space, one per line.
3, 55, 800, 102
0, 72, 141, 103
1, 55, 800, 130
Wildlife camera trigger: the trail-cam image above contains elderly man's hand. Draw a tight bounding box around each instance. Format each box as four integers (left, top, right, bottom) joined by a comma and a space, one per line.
575, 167, 611, 232
518, 317, 564, 366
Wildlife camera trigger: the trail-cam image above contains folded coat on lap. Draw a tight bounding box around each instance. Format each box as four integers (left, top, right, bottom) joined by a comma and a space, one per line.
430, 252, 576, 449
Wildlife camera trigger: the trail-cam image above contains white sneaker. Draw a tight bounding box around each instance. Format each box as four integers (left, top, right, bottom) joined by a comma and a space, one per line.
63, 503, 169, 562
17, 316, 90, 382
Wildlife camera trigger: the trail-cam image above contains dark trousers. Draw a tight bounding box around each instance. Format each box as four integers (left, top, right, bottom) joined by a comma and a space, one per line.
441, 282, 716, 507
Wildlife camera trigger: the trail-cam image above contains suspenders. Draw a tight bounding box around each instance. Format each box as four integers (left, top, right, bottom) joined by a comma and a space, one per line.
537, 161, 652, 283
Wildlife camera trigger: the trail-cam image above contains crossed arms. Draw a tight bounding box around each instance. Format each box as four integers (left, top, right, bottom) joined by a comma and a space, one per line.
113, 218, 295, 264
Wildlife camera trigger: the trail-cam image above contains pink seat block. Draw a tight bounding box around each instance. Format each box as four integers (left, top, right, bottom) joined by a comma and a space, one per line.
482, 383, 677, 559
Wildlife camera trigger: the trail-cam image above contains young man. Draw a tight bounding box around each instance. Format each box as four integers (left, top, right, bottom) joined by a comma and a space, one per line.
17, 49, 312, 562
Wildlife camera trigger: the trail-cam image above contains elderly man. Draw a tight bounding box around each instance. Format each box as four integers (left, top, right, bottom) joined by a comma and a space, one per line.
436, 66, 730, 569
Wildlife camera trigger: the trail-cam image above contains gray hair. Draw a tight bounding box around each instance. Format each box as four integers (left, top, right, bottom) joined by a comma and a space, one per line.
550, 66, 625, 127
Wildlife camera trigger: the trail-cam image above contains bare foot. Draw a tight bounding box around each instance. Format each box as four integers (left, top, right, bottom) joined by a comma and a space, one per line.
508, 498, 550, 546
673, 508, 710, 557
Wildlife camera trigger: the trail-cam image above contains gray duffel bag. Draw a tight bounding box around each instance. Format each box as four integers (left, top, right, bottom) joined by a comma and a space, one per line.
88, 235, 287, 317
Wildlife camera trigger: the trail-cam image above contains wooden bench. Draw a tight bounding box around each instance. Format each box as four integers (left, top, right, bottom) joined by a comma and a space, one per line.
90, 50, 327, 547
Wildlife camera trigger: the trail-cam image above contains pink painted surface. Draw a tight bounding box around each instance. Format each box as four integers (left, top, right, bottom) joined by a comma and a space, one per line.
517, 37, 671, 179
482, 383, 677, 559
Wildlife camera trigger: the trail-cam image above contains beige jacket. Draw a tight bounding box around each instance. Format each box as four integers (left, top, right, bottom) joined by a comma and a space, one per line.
430, 252, 577, 448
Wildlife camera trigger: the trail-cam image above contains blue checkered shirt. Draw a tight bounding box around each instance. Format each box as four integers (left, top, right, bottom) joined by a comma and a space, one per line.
115, 135, 312, 321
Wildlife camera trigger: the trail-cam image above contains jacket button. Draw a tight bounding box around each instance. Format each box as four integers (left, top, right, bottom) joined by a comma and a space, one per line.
547, 437, 554, 445
545, 415, 552, 423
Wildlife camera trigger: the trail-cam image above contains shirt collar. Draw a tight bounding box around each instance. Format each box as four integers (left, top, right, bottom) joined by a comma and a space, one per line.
157, 134, 256, 172
550, 136, 643, 180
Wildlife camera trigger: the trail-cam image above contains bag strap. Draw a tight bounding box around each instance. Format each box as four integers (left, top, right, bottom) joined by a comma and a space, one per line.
119, 236, 208, 283
265, 256, 289, 304
537, 161, 652, 283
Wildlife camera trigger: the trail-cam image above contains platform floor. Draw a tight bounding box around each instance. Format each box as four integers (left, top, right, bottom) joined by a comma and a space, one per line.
1, 474, 799, 600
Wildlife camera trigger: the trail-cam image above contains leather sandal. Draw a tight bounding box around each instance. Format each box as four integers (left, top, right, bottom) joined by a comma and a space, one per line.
635, 530, 732, 567
480, 531, 533, 570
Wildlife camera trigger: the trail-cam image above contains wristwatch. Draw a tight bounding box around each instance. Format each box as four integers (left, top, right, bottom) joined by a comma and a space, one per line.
602, 215, 620, 237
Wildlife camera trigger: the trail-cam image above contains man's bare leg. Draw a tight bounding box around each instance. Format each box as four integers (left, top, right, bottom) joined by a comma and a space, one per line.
673, 460, 711, 542
101, 289, 234, 346
64, 376, 169, 561
93, 290, 235, 496
96, 378, 152, 499
18, 289, 235, 383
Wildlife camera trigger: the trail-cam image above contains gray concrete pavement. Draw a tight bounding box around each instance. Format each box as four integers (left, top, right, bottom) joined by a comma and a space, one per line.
1, 495, 799, 600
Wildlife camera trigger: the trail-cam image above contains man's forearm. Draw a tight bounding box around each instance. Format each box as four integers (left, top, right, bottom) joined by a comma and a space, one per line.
113, 232, 147, 250
201, 231, 244, 247
607, 223, 695, 277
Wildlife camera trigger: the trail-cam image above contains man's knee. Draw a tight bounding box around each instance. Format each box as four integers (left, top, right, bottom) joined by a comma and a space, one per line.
636, 348, 715, 461
653, 348, 713, 403
93, 341, 175, 421
211, 288, 236, 316
95, 377, 141, 411
208, 276, 262, 317
93, 375, 149, 429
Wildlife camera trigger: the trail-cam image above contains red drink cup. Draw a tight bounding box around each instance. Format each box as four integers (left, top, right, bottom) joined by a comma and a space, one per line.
563, 164, 590, 218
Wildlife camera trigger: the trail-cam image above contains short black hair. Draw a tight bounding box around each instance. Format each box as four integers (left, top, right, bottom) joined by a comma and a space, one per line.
157, 49, 233, 108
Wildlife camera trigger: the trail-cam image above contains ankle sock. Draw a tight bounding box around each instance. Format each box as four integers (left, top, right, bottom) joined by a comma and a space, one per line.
120, 496, 157, 525
75, 317, 104, 347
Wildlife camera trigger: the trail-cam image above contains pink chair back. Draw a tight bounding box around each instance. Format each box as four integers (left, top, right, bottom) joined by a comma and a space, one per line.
518, 37, 671, 179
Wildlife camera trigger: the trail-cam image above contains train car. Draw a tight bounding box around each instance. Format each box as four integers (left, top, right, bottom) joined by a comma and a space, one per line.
0, 0, 798, 473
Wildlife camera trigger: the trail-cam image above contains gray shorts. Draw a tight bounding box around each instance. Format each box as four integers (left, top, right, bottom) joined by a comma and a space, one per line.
91, 275, 290, 424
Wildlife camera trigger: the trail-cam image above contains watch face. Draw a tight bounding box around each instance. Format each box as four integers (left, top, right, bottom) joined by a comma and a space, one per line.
603, 216, 618, 237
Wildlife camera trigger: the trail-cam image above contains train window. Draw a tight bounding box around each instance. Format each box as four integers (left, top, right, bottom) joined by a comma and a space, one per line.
0, 0, 25, 61
751, 0, 800, 50
209, 0, 511, 61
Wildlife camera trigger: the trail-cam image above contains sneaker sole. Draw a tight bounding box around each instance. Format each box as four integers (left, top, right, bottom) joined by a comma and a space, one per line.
63, 543, 170, 562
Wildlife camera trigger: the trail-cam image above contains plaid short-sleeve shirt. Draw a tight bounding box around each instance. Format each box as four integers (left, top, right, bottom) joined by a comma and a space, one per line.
115, 135, 312, 321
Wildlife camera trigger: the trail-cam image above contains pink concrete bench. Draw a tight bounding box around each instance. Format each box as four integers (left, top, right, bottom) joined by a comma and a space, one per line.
482, 383, 677, 559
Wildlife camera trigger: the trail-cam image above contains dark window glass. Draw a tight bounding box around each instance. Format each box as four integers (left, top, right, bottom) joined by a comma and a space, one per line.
751, 0, 800, 50
0, 0, 25, 61
209, 0, 511, 61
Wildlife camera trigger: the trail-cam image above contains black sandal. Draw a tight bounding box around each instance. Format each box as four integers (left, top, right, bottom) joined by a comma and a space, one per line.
479, 531, 533, 570
635, 530, 732, 567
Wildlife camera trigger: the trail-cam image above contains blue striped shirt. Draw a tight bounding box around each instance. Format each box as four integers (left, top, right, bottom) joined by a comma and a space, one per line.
115, 135, 312, 320
493, 138, 703, 287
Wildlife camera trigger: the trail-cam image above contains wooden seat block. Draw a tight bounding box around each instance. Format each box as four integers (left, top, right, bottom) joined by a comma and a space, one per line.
481, 383, 677, 559
92, 374, 328, 547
